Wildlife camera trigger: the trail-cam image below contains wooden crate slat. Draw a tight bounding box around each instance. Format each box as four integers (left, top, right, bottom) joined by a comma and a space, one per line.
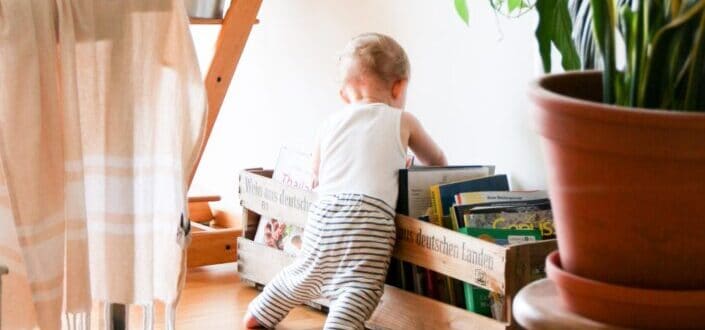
393, 215, 508, 294
523, 239, 558, 272
369, 285, 507, 330
241, 208, 261, 240
191, 221, 215, 232
187, 228, 240, 267
237, 238, 330, 310
189, 17, 224, 25
188, 201, 215, 222
237, 237, 508, 330
237, 237, 290, 283
239, 170, 315, 227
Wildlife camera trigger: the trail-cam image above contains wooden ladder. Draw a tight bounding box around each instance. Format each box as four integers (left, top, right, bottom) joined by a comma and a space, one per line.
189, 0, 263, 185
183, 0, 263, 268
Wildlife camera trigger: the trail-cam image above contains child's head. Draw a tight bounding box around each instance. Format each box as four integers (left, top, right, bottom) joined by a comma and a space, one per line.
338, 33, 410, 109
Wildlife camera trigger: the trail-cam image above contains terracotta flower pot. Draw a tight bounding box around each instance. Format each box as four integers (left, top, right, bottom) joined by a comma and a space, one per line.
531, 71, 705, 290
546, 251, 705, 328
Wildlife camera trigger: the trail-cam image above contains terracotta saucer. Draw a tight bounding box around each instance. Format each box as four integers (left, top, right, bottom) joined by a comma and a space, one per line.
546, 251, 705, 329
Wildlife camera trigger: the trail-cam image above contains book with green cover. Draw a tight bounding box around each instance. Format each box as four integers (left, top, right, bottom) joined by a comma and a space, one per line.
463, 199, 554, 239
452, 199, 554, 239
459, 227, 542, 320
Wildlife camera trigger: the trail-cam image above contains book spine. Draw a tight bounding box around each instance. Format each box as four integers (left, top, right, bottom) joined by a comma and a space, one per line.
429, 185, 443, 226
396, 170, 409, 215
445, 276, 457, 306
424, 269, 437, 299
411, 265, 425, 296
455, 193, 463, 206
450, 206, 460, 230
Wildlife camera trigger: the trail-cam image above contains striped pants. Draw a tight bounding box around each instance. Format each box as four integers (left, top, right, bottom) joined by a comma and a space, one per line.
248, 194, 396, 330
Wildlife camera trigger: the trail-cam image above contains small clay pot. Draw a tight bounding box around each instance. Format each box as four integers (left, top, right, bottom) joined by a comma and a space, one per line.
531, 71, 705, 289
546, 251, 705, 329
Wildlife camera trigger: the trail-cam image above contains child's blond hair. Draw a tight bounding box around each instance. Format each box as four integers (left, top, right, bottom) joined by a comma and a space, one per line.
338, 33, 410, 85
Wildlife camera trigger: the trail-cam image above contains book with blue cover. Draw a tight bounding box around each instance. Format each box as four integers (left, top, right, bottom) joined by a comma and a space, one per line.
426, 174, 509, 307
396, 165, 495, 218
429, 174, 510, 225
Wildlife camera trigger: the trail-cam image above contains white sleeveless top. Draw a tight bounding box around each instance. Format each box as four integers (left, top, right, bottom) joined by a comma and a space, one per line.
315, 103, 407, 208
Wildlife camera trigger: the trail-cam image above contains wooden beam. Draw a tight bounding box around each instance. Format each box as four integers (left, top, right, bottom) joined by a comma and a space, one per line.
188, 0, 263, 186
191, 221, 215, 232
188, 201, 215, 223
189, 17, 224, 25
188, 195, 221, 203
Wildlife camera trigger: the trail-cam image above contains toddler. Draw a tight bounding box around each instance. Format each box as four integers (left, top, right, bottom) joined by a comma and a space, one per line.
244, 33, 446, 329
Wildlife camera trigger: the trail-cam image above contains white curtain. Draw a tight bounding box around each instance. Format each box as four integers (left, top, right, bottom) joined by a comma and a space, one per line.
0, 0, 206, 329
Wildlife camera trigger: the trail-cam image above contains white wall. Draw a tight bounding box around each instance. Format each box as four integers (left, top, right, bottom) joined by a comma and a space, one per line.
189, 0, 548, 213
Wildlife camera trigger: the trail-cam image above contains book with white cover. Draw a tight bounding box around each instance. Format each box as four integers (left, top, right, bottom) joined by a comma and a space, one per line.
253, 147, 313, 256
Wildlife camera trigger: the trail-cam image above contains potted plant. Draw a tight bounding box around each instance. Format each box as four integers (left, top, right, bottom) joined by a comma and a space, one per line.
456, 0, 705, 328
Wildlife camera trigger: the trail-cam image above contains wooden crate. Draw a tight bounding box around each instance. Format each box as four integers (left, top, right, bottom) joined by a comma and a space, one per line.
238, 169, 557, 330
187, 195, 241, 268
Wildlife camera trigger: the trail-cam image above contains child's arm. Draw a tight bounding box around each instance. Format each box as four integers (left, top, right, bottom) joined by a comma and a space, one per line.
401, 112, 447, 166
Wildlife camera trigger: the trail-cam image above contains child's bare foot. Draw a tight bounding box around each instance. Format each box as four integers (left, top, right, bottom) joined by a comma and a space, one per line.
243, 311, 264, 329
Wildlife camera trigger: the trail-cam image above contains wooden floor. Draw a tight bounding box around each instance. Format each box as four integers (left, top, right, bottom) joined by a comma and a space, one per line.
94, 263, 327, 329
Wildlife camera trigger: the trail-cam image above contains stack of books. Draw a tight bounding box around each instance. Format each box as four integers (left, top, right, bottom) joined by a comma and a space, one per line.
392, 165, 554, 321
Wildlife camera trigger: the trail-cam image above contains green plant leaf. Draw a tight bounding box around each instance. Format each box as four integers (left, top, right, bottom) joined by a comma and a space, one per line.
640, 1, 705, 109
619, 3, 641, 106
455, 0, 470, 25
535, 0, 581, 72
683, 6, 705, 111
590, 0, 617, 104
509, 0, 522, 13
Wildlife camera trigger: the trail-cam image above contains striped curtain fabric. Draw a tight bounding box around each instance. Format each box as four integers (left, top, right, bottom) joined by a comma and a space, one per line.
0, 0, 207, 329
